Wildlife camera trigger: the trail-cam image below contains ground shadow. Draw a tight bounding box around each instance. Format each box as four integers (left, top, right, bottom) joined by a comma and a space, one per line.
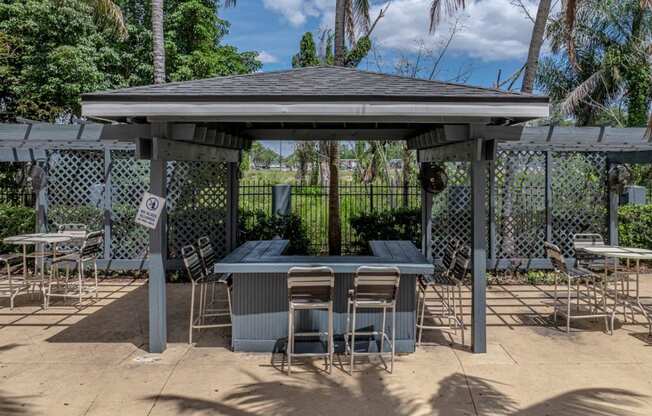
44, 281, 229, 348
0, 391, 36, 416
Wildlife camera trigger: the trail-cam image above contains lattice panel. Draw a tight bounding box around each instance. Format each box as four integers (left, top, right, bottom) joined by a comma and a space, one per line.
494, 150, 546, 258
431, 162, 471, 259
110, 150, 150, 259
552, 152, 608, 256
166, 161, 229, 260
47, 150, 104, 232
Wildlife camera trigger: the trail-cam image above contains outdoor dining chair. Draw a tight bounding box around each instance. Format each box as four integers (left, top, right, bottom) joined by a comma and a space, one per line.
544, 242, 610, 333
0, 253, 28, 309
182, 244, 232, 344
286, 266, 335, 375
416, 242, 469, 346
346, 266, 400, 374
45, 231, 102, 308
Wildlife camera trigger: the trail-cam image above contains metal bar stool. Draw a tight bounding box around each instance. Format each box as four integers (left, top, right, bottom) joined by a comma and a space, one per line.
197, 236, 232, 322
544, 242, 611, 334
417, 242, 469, 346
286, 266, 335, 374
346, 266, 400, 374
182, 244, 232, 344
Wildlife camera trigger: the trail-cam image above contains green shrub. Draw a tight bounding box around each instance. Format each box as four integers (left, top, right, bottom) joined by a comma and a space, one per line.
618, 204, 652, 250
48, 205, 103, 231
0, 204, 35, 252
238, 209, 311, 255
350, 207, 421, 254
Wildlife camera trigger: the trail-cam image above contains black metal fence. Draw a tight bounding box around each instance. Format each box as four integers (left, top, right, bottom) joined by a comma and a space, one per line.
0, 189, 35, 207
239, 181, 421, 254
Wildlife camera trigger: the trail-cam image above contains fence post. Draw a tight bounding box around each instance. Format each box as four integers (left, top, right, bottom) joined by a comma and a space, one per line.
607, 162, 619, 246
103, 148, 112, 262
488, 160, 496, 265
544, 151, 553, 243
421, 184, 433, 261
271, 184, 291, 216
369, 184, 374, 212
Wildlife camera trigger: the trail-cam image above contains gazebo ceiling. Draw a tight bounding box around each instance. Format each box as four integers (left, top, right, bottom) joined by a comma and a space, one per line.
82, 66, 549, 127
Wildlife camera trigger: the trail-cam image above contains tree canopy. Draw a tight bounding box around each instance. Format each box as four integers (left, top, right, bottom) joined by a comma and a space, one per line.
0, 0, 261, 121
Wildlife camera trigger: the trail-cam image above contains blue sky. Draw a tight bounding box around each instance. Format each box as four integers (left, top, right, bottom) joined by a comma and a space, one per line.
219, 0, 550, 154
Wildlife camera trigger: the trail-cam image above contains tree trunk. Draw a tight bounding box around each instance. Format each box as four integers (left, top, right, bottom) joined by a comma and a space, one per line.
521, 0, 552, 93
152, 0, 166, 84
328, 141, 341, 255
334, 0, 346, 66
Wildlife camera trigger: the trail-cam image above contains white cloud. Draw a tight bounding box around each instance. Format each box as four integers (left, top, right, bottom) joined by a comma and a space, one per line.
261, 0, 555, 62
258, 51, 279, 64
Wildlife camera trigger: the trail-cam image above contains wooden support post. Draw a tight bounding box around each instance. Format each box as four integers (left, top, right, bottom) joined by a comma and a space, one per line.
420, 168, 434, 262
148, 123, 168, 354
227, 162, 240, 251
607, 163, 619, 246
544, 151, 553, 243
488, 160, 496, 265
471, 150, 488, 354
103, 148, 112, 262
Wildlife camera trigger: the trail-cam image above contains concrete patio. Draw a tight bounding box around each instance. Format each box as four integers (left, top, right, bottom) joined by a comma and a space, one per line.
1, 277, 651, 416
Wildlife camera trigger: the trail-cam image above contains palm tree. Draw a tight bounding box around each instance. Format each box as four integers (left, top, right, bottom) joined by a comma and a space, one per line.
521, 0, 553, 93
428, 0, 466, 32
89, 0, 128, 39
152, 0, 166, 84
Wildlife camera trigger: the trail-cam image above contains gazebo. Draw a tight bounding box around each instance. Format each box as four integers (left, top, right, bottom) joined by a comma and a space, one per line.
78, 66, 549, 354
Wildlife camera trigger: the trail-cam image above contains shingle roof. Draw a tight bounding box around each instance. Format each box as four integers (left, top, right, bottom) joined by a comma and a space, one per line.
82, 66, 548, 103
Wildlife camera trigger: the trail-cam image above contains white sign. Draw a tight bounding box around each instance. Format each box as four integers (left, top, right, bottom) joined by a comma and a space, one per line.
135, 192, 166, 230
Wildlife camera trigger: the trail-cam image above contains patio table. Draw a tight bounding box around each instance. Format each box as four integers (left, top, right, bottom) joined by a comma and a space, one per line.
582, 246, 652, 335
3, 232, 87, 305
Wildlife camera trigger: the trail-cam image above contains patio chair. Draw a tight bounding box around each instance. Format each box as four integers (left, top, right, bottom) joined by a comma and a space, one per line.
197, 236, 233, 326
45, 231, 102, 308
0, 253, 28, 309
286, 266, 335, 375
416, 239, 466, 345
544, 242, 610, 334
345, 266, 400, 374
182, 245, 232, 344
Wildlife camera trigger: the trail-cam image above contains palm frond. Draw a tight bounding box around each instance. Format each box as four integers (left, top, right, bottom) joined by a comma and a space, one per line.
560, 69, 605, 115
91, 0, 127, 39
429, 0, 465, 33
353, 0, 371, 34
345, 0, 356, 45
642, 0, 652, 9
224, 0, 237, 7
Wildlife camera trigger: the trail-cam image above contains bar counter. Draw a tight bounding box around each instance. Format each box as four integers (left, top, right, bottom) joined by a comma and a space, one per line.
215, 240, 434, 353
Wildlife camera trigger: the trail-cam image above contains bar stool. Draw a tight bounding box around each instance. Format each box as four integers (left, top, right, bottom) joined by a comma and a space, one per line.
416, 241, 469, 346
345, 266, 400, 374
197, 236, 232, 319
286, 266, 335, 374
182, 245, 232, 344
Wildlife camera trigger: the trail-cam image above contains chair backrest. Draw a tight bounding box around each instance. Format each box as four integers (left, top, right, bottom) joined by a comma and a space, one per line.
442, 239, 459, 273
80, 231, 103, 259
353, 266, 400, 302
197, 236, 216, 275
544, 242, 566, 273
287, 266, 334, 301
182, 245, 205, 283
450, 245, 471, 281
58, 223, 88, 233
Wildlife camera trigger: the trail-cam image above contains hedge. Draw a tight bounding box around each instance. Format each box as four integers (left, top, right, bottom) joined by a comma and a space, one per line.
0, 204, 35, 252
618, 204, 652, 250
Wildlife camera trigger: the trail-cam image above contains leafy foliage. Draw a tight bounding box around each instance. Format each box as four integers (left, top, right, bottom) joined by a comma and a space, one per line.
238, 209, 311, 255
537, 0, 652, 126
0, 205, 35, 253
349, 208, 421, 254
0, 0, 261, 121
618, 204, 652, 250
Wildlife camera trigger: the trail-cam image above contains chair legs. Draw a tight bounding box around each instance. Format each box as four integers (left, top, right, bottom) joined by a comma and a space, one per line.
346, 301, 396, 374
416, 283, 465, 346
553, 274, 611, 334
286, 303, 333, 375
188, 279, 233, 345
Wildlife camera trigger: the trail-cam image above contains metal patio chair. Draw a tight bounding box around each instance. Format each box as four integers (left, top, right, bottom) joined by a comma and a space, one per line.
45, 231, 103, 308
197, 236, 233, 316
544, 242, 610, 333
286, 266, 335, 375
182, 244, 232, 344
0, 253, 28, 309
345, 266, 400, 374
416, 239, 465, 345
